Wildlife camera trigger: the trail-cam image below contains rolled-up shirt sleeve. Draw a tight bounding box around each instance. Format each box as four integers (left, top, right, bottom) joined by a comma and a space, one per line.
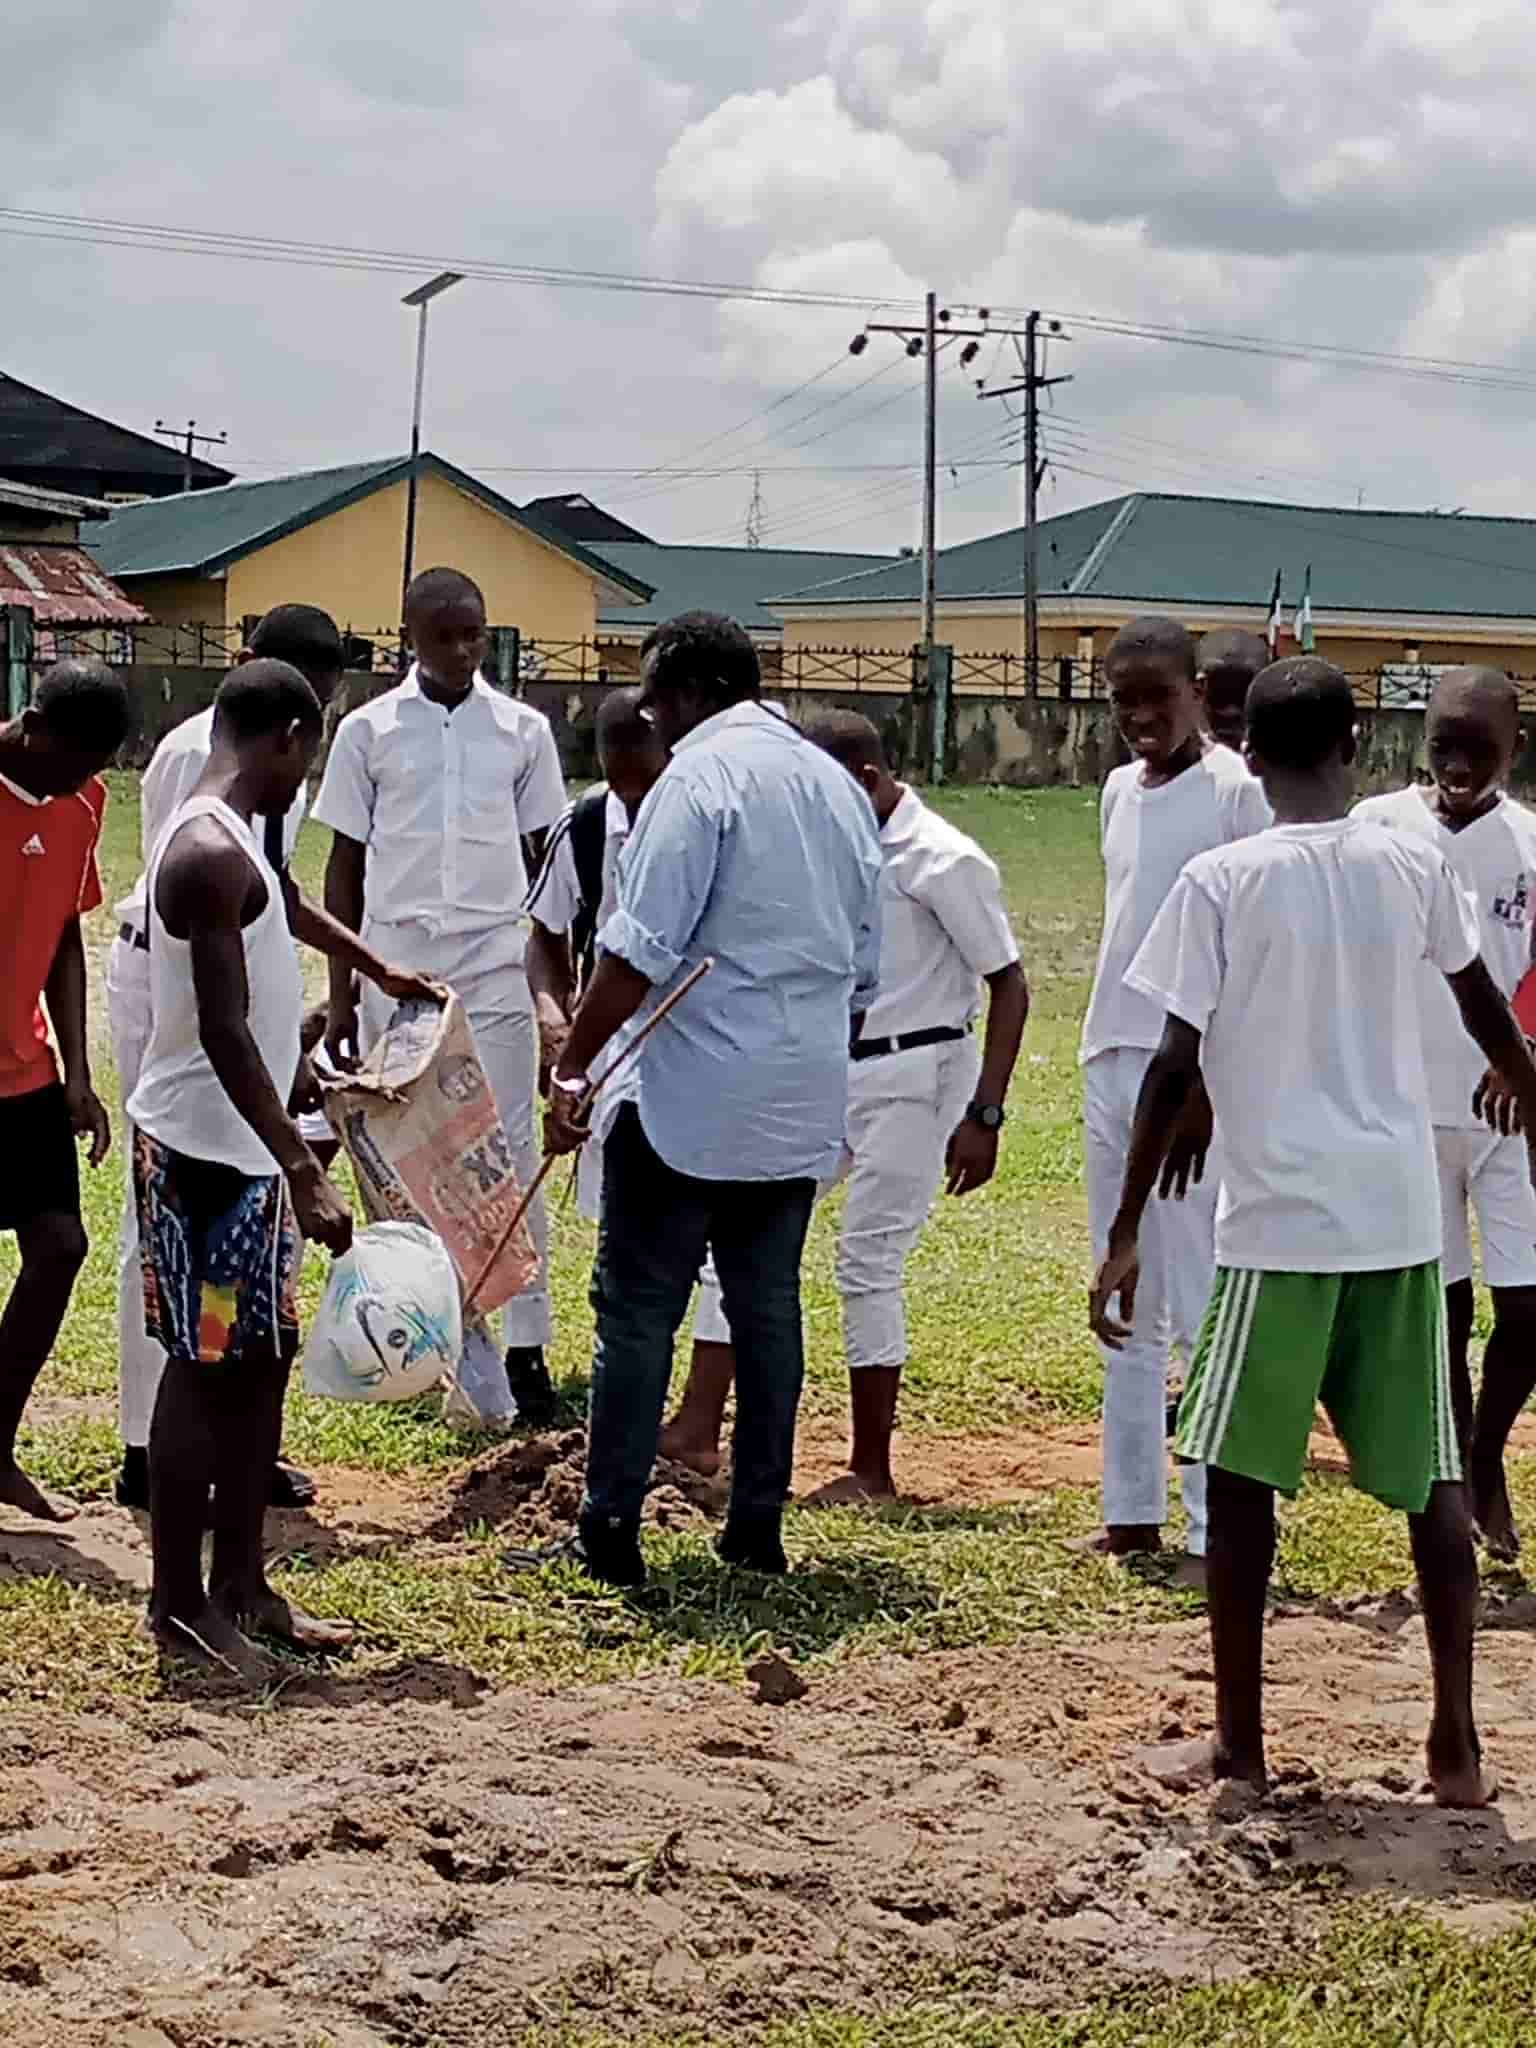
852, 869, 882, 1012
596, 771, 721, 987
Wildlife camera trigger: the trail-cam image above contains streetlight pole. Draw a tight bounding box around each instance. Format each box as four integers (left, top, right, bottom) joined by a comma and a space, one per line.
399, 271, 464, 633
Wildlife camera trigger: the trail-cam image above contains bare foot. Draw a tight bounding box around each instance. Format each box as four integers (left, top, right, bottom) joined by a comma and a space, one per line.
0, 1462, 77, 1523
656, 1422, 721, 1479
145, 1606, 272, 1686
801, 1471, 897, 1508
1428, 1733, 1498, 1810
1472, 1467, 1521, 1565
224, 1588, 356, 1653
1136, 1735, 1267, 1797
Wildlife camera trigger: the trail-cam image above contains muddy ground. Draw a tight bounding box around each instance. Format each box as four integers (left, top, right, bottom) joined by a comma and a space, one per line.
5, 1427, 1536, 2046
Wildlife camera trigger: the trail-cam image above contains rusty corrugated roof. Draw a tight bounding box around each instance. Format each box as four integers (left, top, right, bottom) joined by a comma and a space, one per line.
0, 543, 147, 624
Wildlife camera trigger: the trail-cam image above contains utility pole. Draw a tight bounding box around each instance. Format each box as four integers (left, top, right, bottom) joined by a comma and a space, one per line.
977, 313, 1071, 693
745, 469, 764, 548
154, 419, 228, 494
920, 291, 938, 665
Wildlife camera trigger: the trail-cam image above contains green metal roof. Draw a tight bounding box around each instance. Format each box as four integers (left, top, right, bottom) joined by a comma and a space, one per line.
591, 542, 890, 633
772, 492, 1536, 620
87, 454, 654, 604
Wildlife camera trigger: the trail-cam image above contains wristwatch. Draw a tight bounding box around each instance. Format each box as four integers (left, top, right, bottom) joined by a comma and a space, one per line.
966, 1100, 1005, 1132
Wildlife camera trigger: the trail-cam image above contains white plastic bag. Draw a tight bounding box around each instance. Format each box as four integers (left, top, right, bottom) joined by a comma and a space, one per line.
302, 1221, 463, 1404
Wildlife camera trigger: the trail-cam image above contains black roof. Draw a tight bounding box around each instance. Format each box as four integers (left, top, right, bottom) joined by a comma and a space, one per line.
521, 493, 653, 545
0, 372, 233, 499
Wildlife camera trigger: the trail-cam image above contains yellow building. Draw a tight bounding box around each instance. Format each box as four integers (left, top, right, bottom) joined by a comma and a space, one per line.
768, 491, 1536, 697
87, 454, 652, 650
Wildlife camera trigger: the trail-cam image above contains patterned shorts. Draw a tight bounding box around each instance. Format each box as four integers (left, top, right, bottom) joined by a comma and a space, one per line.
133, 1129, 299, 1366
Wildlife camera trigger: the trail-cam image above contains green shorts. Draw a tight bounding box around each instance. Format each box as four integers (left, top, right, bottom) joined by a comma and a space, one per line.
1174, 1261, 1459, 1514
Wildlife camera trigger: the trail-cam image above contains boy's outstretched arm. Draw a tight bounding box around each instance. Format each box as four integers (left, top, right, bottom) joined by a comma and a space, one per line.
1447, 958, 1536, 1164
1088, 1014, 1203, 1347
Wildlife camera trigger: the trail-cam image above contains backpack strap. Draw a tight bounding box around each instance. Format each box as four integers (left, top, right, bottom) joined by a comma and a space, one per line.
567, 783, 611, 985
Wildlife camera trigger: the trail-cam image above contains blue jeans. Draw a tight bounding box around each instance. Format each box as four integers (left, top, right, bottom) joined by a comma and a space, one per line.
585, 1104, 816, 1532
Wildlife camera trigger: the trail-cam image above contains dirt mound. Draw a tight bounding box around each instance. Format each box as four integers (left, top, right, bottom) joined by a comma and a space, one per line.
441, 1429, 724, 1547
6, 1611, 1536, 2046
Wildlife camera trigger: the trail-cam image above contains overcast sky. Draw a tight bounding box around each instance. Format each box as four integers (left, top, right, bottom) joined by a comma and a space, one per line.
10, 0, 1536, 565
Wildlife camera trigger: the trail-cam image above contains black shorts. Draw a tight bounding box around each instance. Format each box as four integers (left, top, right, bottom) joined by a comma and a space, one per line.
0, 1083, 80, 1230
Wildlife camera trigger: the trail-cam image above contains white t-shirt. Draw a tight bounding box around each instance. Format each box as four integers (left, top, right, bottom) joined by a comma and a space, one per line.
115, 706, 308, 928
861, 787, 1019, 1040
312, 668, 566, 946
1080, 745, 1271, 1065
1127, 818, 1481, 1273
1353, 786, 1536, 1130
523, 788, 629, 937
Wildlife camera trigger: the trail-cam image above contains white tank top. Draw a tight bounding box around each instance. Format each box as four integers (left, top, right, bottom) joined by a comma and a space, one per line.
127, 793, 304, 1177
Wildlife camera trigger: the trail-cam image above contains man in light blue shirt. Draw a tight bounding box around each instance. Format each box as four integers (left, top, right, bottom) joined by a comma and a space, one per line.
539, 611, 882, 1587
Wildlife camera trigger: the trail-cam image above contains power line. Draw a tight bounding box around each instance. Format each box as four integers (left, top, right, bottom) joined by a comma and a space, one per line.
13, 206, 1536, 401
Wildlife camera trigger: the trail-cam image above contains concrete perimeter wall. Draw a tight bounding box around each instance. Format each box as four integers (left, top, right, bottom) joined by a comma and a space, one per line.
110, 670, 1536, 803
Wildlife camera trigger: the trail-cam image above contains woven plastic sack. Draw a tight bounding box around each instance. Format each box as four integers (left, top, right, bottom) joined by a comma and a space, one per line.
303, 1221, 463, 1403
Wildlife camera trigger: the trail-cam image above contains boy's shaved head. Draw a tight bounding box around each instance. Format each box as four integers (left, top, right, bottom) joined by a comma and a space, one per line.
405, 566, 484, 621
595, 685, 663, 759
806, 709, 887, 776
1428, 665, 1519, 736
1105, 615, 1197, 681
1246, 657, 1356, 772
1198, 629, 1270, 679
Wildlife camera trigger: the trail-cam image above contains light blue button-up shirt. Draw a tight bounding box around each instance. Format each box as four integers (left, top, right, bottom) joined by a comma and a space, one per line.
598, 700, 883, 1182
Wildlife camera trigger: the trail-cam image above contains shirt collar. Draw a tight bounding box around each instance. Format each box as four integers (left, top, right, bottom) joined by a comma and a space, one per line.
399, 663, 490, 709
880, 784, 921, 844
604, 788, 629, 836
0, 769, 47, 807
673, 697, 782, 754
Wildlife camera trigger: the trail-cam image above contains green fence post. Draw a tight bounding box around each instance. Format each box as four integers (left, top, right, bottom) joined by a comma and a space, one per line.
487, 626, 521, 696
3, 605, 34, 719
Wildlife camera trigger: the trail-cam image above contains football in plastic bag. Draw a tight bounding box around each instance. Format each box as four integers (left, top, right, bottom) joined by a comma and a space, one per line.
303, 1221, 462, 1403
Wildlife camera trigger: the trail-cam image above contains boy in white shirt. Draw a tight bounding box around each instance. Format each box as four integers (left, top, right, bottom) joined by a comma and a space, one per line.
109, 606, 435, 1511
1082, 618, 1271, 1572
315, 568, 567, 1427
1197, 630, 1269, 752
1092, 656, 1536, 1807
1356, 667, 1536, 1561
659, 711, 1029, 1502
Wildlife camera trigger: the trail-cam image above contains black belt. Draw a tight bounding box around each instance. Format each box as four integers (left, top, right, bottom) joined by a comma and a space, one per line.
851, 1023, 969, 1062
118, 922, 149, 954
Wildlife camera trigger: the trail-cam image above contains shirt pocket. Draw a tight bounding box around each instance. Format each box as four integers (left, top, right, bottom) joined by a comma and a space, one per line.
458, 731, 525, 845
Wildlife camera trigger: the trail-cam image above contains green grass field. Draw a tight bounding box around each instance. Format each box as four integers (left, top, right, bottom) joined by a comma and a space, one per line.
4, 773, 1532, 2044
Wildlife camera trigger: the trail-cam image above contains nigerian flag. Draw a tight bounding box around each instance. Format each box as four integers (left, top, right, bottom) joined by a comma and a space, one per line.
1295, 566, 1315, 653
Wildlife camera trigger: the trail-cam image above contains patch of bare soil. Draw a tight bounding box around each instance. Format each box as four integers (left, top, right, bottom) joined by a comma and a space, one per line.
4, 1611, 1536, 2046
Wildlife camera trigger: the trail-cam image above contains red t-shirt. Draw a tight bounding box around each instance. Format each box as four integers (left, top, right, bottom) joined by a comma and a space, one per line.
0, 773, 106, 1099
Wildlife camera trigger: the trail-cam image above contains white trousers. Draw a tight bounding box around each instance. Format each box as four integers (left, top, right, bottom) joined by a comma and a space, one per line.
694, 1035, 981, 1369
1084, 1046, 1212, 1554
359, 939, 550, 1354
108, 934, 160, 1447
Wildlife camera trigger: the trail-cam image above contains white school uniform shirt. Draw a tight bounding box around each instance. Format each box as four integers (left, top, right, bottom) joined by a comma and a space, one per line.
1080, 745, 1271, 1066
861, 786, 1018, 1041
114, 707, 308, 929
1353, 786, 1536, 1132
523, 787, 638, 1149
312, 667, 566, 963
1126, 818, 1481, 1273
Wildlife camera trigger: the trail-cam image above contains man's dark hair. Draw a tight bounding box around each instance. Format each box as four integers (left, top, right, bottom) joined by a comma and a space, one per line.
33, 658, 132, 753
1246, 657, 1356, 772
1198, 629, 1270, 679
1105, 615, 1197, 681
213, 659, 323, 742
405, 566, 485, 619
595, 684, 664, 759
248, 603, 345, 681
641, 610, 760, 708
806, 709, 886, 775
